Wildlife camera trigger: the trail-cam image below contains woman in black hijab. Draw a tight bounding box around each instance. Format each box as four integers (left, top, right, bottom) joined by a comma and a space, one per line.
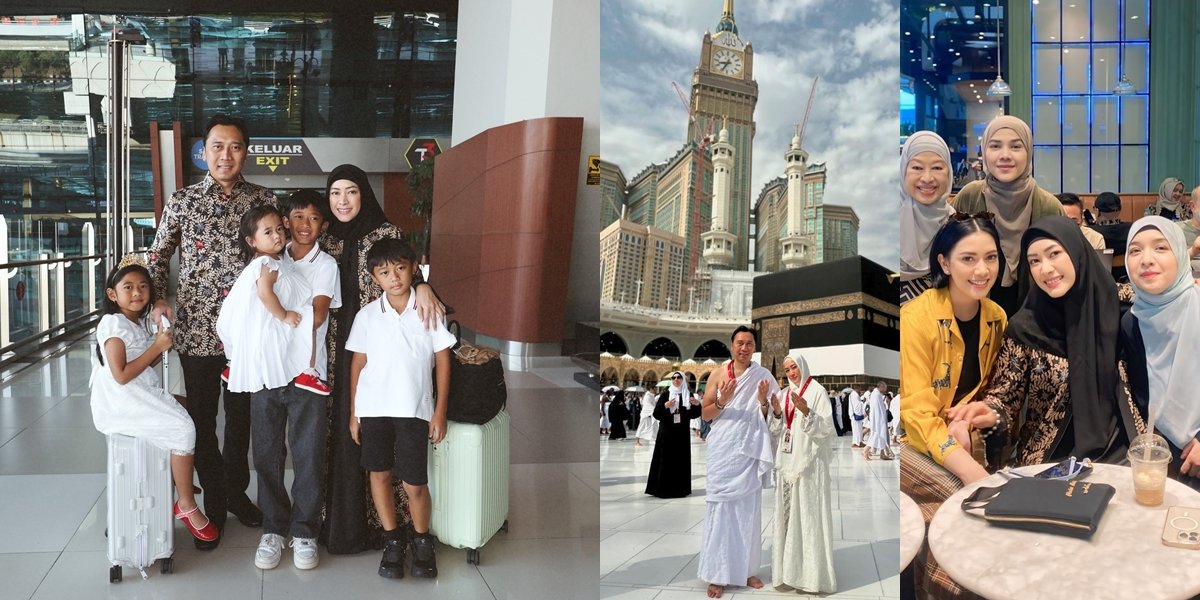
645, 372, 703, 498
319, 163, 444, 554
949, 216, 1141, 467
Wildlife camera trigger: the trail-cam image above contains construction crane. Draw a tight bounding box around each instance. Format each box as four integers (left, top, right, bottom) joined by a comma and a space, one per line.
672, 81, 715, 151
671, 81, 715, 297
795, 76, 819, 150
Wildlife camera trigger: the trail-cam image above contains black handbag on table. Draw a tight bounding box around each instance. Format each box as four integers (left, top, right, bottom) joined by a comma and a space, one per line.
960, 476, 1115, 539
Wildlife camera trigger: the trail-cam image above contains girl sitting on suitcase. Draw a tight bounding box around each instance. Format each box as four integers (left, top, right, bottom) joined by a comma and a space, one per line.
347, 238, 455, 580
89, 255, 218, 543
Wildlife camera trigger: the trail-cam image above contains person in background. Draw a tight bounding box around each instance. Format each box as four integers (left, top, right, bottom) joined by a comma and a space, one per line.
1175, 187, 1200, 279
1145, 177, 1191, 222
644, 372, 702, 498
1089, 191, 1133, 282
1056, 193, 1106, 250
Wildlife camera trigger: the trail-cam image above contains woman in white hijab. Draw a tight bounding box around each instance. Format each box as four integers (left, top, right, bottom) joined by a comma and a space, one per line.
899, 131, 956, 305
766, 352, 836, 594
645, 371, 703, 498
1144, 177, 1190, 222
1122, 216, 1200, 489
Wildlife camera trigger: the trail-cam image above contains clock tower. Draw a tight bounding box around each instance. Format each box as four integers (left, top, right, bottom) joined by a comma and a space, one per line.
691, 0, 758, 270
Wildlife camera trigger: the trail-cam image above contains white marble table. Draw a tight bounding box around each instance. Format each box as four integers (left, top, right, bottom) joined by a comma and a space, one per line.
929, 463, 1200, 600
899, 491, 923, 570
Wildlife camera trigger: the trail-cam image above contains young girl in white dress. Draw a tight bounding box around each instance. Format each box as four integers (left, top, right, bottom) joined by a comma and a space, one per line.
217, 206, 313, 394
90, 257, 218, 543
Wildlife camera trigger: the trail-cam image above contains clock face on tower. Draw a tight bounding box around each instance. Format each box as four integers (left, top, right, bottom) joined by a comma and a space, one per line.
711, 49, 743, 77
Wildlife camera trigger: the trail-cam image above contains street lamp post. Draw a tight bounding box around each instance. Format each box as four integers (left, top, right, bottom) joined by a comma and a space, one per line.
635, 280, 643, 306
666, 297, 673, 312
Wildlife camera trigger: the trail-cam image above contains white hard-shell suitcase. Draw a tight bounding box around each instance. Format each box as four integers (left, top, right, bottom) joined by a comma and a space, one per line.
105, 434, 175, 582
428, 409, 510, 565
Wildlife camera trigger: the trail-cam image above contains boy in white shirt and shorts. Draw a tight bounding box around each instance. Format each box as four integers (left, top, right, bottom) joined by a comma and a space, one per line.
347, 238, 455, 580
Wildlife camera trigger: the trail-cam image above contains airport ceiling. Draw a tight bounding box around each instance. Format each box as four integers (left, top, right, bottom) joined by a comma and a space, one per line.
1, 0, 456, 15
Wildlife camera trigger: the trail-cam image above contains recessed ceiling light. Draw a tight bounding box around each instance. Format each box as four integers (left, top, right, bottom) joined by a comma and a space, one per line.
1131, 15, 1139, 19
1050, 36, 1056, 40
1064, 49, 1069, 53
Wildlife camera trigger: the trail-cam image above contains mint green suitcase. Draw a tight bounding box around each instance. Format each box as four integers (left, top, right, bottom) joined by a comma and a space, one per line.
427, 410, 510, 565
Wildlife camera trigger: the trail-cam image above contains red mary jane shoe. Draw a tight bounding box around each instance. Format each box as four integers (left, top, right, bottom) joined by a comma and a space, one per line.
174, 501, 219, 542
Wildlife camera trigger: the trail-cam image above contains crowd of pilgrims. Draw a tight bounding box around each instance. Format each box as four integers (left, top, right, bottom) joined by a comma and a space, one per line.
898, 116, 1200, 597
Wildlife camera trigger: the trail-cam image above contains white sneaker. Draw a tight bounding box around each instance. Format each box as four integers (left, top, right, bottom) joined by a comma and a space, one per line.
255, 533, 285, 569
291, 537, 319, 570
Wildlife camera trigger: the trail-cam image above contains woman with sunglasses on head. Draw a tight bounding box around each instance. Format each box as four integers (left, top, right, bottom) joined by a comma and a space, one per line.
899, 214, 1007, 598
899, 131, 956, 305
1120, 216, 1200, 491
950, 116, 1065, 316
645, 371, 703, 499
949, 216, 1143, 470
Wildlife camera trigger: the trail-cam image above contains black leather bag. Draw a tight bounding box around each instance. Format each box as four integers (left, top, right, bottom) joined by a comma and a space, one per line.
445, 343, 507, 424
961, 476, 1114, 539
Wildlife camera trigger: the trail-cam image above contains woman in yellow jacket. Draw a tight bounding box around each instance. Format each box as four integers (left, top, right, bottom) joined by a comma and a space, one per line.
900, 214, 1007, 598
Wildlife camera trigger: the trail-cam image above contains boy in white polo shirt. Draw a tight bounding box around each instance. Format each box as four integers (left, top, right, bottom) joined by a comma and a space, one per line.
346, 238, 454, 580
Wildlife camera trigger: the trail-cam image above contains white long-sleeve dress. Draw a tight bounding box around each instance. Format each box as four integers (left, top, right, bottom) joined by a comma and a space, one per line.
768, 381, 837, 593
635, 391, 658, 442
89, 314, 195, 454
216, 255, 313, 393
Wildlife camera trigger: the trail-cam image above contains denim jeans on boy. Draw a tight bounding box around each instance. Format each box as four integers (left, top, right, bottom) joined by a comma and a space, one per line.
251, 383, 327, 538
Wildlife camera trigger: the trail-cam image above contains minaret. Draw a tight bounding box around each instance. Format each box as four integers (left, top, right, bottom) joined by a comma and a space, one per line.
702, 118, 738, 269
780, 124, 812, 270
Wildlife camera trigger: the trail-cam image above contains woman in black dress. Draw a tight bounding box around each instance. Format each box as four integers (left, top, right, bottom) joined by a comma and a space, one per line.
645, 371, 703, 498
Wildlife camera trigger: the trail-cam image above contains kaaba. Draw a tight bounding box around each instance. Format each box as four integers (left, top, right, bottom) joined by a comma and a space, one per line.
751, 256, 899, 389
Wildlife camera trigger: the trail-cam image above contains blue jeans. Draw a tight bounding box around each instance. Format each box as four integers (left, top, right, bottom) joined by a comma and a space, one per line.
251, 383, 327, 538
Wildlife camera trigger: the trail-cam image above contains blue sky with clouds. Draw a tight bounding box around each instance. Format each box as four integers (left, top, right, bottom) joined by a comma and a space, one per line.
601, 0, 900, 269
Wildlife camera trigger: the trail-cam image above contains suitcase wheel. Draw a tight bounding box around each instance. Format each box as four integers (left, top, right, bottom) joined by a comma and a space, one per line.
160, 558, 174, 574
500, 520, 509, 533
109, 565, 122, 583
467, 548, 480, 565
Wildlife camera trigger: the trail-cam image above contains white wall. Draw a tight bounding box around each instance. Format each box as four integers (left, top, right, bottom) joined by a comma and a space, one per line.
795, 344, 900, 381
453, 0, 600, 344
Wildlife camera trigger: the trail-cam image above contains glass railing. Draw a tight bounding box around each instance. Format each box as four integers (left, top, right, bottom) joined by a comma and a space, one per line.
1, 214, 108, 361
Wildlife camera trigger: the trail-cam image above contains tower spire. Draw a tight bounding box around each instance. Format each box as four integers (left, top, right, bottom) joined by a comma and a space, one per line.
722, 0, 734, 21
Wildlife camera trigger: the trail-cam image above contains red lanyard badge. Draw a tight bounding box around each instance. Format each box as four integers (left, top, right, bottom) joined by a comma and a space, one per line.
785, 377, 813, 429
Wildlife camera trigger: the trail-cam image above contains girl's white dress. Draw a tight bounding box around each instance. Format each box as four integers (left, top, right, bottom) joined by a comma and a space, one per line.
89, 314, 195, 454
217, 256, 313, 394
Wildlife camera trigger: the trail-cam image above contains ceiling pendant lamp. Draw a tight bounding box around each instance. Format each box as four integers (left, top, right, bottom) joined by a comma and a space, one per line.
987, 2, 1012, 97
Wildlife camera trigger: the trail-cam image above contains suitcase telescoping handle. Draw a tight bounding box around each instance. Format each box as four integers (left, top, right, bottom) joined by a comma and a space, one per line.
159, 317, 171, 390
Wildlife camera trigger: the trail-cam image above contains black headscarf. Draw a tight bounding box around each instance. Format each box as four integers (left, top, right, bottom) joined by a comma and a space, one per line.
1005, 216, 1120, 461
326, 164, 388, 316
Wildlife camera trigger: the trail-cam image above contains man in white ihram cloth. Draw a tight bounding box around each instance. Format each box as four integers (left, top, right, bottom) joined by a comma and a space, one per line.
863, 381, 893, 460
697, 326, 777, 599
766, 351, 836, 593
848, 387, 865, 447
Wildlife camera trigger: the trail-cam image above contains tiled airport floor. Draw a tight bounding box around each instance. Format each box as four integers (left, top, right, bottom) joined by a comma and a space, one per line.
0, 339, 598, 600
600, 430, 900, 600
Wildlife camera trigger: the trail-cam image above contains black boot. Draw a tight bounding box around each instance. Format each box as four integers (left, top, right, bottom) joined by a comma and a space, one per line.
378, 528, 406, 579
410, 529, 438, 578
